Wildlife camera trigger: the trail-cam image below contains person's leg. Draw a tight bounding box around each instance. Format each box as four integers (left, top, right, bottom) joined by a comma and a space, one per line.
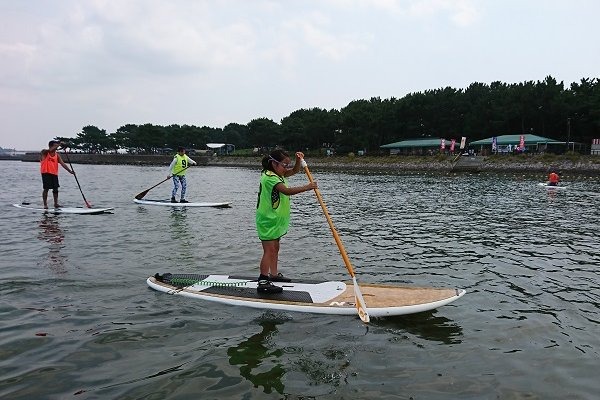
52, 175, 61, 207
42, 189, 49, 209
260, 240, 279, 277
171, 177, 179, 201
52, 190, 59, 208
268, 240, 280, 276
258, 239, 283, 293
180, 176, 187, 201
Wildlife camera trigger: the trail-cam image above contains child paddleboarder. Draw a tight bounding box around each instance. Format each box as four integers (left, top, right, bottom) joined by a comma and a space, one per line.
255, 149, 317, 294
167, 147, 197, 203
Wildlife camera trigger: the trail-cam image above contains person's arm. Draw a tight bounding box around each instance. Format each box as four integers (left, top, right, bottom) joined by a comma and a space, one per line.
57, 154, 74, 174
186, 155, 197, 165
275, 181, 317, 196
284, 151, 305, 177
167, 158, 176, 178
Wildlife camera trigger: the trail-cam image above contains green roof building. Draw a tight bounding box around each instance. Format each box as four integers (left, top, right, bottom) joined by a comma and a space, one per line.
470, 134, 564, 154
380, 138, 457, 155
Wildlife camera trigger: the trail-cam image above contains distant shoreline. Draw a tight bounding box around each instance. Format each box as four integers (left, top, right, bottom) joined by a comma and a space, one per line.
206, 155, 600, 175
9, 153, 600, 174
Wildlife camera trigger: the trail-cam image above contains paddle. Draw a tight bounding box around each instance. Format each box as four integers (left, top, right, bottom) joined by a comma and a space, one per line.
62, 150, 92, 208
134, 166, 189, 200
300, 158, 370, 323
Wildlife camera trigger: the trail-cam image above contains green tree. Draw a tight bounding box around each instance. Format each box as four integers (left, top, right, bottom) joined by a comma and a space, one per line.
76, 125, 112, 153
247, 118, 281, 149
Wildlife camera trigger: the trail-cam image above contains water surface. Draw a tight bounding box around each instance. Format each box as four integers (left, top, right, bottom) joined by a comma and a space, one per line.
1, 161, 599, 399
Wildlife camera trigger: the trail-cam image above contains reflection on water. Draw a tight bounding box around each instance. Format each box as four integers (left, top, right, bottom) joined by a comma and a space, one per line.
375, 311, 464, 344
228, 317, 286, 395
36, 215, 67, 274
168, 208, 197, 264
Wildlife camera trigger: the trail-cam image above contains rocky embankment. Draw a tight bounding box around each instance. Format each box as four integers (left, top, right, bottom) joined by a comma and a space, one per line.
17, 152, 600, 174
207, 155, 600, 174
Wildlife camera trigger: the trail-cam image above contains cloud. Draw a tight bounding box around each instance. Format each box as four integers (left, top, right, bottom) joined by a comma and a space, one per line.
328, 0, 480, 26
282, 12, 369, 62
407, 0, 480, 26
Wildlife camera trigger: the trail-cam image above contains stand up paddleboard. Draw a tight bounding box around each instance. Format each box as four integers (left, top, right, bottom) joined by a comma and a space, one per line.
13, 203, 114, 214
538, 182, 567, 190
147, 273, 465, 318
134, 198, 231, 208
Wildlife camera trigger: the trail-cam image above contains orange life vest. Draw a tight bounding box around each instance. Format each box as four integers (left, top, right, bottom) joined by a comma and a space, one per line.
40, 152, 59, 175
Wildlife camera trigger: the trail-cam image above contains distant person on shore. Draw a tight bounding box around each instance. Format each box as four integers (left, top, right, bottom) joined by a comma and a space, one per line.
255, 149, 317, 294
40, 140, 74, 209
168, 147, 197, 203
548, 170, 560, 186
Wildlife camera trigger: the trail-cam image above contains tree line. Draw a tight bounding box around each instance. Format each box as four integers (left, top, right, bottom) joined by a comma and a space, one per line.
58, 76, 600, 155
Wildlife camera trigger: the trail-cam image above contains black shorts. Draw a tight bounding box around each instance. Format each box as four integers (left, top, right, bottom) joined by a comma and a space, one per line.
42, 173, 60, 191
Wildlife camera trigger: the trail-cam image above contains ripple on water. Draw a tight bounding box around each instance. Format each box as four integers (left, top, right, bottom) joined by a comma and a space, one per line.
0, 165, 599, 399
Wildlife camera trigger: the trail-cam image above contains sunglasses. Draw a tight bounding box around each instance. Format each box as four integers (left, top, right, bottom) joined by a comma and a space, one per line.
269, 157, 293, 169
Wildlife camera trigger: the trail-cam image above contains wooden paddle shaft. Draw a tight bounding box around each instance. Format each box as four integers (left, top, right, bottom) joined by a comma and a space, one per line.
302, 162, 356, 278
301, 159, 370, 322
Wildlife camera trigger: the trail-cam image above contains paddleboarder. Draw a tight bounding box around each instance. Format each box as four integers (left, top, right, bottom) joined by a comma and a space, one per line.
40, 140, 75, 209
168, 147, 197, 203
548, 170, 560, 186
255, 150, 317, 294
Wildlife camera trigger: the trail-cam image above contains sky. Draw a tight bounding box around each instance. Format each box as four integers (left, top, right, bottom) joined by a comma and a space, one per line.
1, 0, 599, 151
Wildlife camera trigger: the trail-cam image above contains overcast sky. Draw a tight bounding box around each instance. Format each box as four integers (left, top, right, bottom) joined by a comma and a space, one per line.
1, 0, 598, 150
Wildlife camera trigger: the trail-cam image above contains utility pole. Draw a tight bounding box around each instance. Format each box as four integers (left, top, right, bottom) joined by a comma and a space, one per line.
567, 118, 571, 153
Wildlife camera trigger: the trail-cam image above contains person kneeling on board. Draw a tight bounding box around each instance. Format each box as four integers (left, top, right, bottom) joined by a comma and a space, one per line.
547, 170, 560, 186
168, 147, 197, 203
256, 150, 317, 294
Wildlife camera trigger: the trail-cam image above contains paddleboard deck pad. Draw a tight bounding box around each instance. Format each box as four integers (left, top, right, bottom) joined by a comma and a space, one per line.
134, 199, 231, 208
13, 203, 114, 214
147, 273, 465, 318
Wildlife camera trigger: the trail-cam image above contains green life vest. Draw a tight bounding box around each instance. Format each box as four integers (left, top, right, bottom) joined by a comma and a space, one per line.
172, 154, 189, 176
255, 170, 290, 241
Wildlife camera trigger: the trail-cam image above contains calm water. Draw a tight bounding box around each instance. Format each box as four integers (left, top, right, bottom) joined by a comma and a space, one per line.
1, 160, 599, 399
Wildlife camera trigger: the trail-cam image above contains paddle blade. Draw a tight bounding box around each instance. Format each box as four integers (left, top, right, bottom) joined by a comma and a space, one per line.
352, 277, 370, 323
134, 190, 149, 200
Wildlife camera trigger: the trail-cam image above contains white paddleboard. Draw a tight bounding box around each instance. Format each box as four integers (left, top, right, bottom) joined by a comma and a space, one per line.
134, 198, 231, 208
13, 203, 114, 214
538, 182, 567, 189
147, 273, 465, 318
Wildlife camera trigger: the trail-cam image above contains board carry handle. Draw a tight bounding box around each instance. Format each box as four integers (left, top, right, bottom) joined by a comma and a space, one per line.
300, 158, 370, 323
